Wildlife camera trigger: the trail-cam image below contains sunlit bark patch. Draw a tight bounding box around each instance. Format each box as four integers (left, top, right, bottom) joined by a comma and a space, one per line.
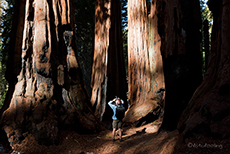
126, 0, 165, 126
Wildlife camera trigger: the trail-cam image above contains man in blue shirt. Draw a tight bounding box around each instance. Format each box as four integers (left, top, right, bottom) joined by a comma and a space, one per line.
108, 97, 124, 142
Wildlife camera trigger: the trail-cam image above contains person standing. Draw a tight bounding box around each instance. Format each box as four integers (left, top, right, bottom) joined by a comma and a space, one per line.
108, 97, 125, 142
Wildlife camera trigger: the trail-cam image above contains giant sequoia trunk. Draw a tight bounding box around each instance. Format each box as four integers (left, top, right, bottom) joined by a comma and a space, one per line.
157, 0, 203, 130
91, 0, 127, 122
178, 0, 230, 140
125, 0, 165, 125
1, 0, 101, 146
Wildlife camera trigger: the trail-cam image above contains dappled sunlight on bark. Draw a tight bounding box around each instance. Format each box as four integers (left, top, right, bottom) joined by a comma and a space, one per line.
126, 0, 165, 125
91, 0, 127, 122
1, 0, 101, 146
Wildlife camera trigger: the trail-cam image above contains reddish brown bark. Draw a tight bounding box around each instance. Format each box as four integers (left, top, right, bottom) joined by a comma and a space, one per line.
125, 0, 165, 124
1, 0, 101, 146
91, 0, 127, 121
178, 0, 230, 140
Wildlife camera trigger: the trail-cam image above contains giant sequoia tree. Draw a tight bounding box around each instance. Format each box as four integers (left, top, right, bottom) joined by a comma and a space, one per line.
91, 0, 127, 121
126, 0, 203, 129
125, 0, 165, 124
178, 0, 230, 140
157, 0, 203, 130
0, 0, 101, 145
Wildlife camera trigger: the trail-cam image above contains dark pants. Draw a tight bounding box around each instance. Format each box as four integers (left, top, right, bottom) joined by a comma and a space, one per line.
112, 119, 122, 129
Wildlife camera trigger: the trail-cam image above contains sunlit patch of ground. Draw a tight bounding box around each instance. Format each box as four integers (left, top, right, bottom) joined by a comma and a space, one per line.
9, 121, 229, 154
7, 121, 229, 154
7, 121, 181, 154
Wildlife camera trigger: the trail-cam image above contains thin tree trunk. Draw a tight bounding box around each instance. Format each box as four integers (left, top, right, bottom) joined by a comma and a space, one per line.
1, 0, 101, 146
204, 19, 209, 72
91, 0, 127, 122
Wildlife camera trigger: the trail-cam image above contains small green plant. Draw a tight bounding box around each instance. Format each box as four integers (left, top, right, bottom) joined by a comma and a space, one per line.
192, 133, 199, 139
201, 106, 209, 117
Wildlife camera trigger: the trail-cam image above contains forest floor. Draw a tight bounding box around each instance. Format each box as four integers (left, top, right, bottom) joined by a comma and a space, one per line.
1, 121, 229, 154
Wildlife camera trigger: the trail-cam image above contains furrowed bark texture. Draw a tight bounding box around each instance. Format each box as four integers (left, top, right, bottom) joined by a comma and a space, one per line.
1, 0, 101, 146
91, 0, 127, 121
157, 0, 203, 130
178, 0, 230, 140
125, 0, 165, 124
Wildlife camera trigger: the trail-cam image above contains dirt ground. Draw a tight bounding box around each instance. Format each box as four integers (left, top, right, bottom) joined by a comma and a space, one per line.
3, 122, 230, 154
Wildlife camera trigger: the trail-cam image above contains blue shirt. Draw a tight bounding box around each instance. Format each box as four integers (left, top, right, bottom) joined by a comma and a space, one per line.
108, 100, 124, 120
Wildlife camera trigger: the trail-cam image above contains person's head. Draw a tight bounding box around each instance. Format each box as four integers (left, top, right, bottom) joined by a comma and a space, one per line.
115, 98, 121, 105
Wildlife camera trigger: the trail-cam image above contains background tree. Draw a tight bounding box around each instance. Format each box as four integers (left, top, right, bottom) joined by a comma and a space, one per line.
122, 28, 128, 82
1, 0, 101, 146
125, 0, 165, 125
0, 0, 13, 109
75, 0, 95, 96
90, 0, 127, 122
121, 0, 128, 82
121, 0, 128, 30
200, 0, 213, 75
0, 0, 19, 115
75, 0, 128, 97
178, 0, 230, 141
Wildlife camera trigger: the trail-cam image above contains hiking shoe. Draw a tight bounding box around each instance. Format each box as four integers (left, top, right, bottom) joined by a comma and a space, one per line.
112, 138, 115, 142
119, 138, 123, 142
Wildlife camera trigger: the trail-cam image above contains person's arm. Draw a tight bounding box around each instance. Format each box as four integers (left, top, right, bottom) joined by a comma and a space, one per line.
121, 99, 124, 105
108, 99, 116, 109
